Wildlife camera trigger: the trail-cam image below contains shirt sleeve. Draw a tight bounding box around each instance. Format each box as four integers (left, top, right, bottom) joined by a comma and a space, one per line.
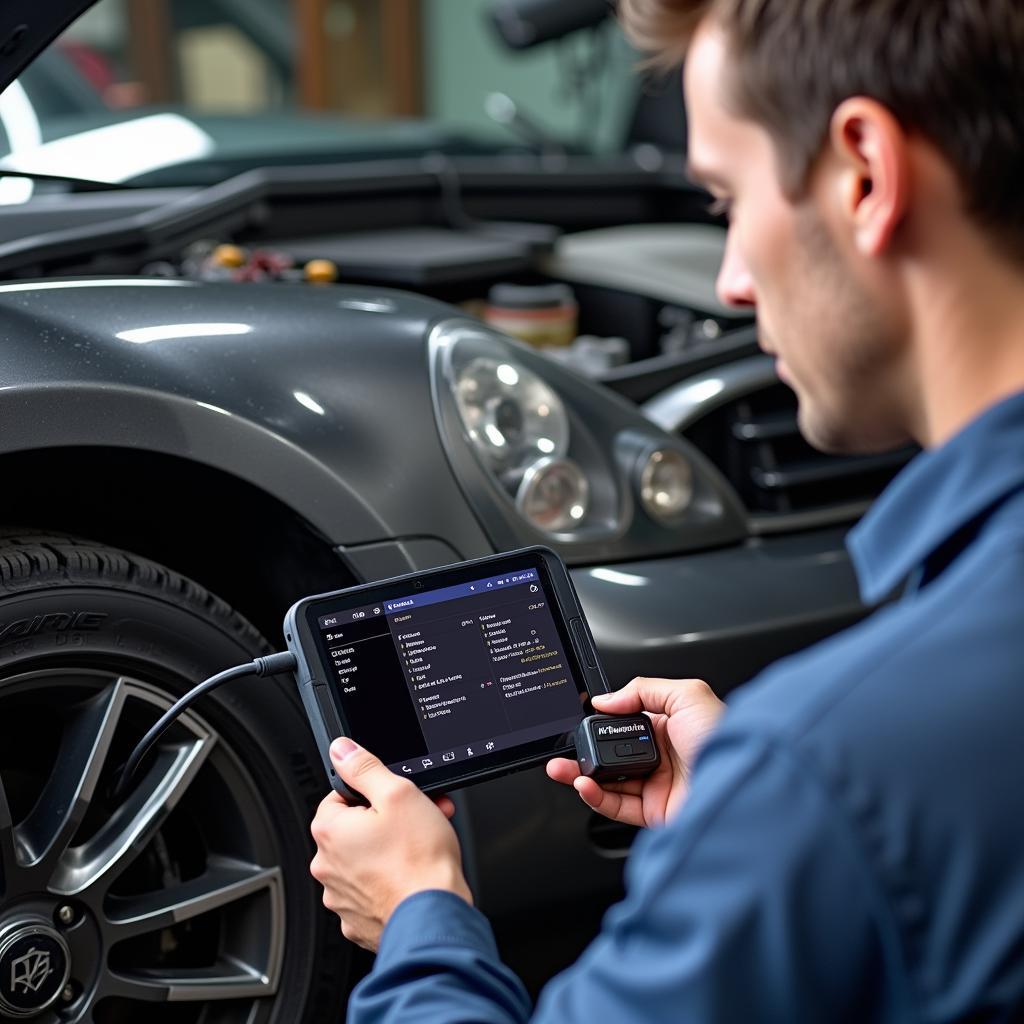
348, 730, 909, 1024
350, 889, 531, 1024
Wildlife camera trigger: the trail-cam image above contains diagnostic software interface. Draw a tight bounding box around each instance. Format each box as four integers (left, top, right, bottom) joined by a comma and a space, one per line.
312, 567, 586, 777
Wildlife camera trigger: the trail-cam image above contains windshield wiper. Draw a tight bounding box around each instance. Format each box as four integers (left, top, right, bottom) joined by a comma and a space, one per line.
0, 168, 135, 192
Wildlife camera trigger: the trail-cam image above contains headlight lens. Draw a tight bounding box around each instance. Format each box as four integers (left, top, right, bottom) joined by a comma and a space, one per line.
433, 319, 630, 541
516, 457, 590, 533
431, 318, 745, 554
454, 356, 569, 474
639, 448, 694, 521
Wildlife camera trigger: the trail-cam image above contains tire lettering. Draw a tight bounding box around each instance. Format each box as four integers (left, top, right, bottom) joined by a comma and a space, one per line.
73, 612, 106, 630
39, 613, 74, 631
0, 612, 108, 643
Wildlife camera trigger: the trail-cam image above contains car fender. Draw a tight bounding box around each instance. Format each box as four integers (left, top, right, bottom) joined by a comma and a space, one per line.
0, 380, 390, 543
0, 279, 493, 554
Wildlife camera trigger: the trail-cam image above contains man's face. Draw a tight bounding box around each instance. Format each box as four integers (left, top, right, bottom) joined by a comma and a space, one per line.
684, 21, 909, 454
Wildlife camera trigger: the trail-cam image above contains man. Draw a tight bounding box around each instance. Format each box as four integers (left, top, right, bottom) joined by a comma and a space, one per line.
310, 1, 1024, 1019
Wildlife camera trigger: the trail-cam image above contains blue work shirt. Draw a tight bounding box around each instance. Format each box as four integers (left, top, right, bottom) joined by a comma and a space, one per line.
349, 391, 1024, 1024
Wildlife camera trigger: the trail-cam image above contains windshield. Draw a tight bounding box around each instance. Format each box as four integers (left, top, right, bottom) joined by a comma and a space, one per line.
0, 0, 641, 194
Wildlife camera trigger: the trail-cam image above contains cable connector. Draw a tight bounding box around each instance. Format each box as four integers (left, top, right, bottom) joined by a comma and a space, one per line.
253, 651, 300, 677
112, 652, 298, 800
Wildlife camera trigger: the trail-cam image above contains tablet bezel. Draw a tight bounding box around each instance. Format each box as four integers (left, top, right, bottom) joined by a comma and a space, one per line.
284, 546, 609, 795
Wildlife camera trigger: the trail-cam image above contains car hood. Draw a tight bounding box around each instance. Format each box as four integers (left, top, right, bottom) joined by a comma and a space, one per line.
0, 1, 98, 95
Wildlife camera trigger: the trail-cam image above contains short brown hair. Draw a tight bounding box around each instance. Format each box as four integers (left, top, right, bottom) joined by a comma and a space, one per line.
622, 0, 1024, 259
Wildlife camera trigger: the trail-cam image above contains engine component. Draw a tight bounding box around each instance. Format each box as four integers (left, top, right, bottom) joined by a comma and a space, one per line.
304, 258, 339, 284
540, 335, 631, 377
484, 282, 578, 348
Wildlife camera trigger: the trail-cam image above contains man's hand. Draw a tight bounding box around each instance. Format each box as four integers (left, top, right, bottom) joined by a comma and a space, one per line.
547, 677, 725, 828
310, 738, 472, 951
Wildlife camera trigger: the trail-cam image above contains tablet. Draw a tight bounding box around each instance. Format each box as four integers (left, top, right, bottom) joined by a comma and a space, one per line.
284, 546, 609, 798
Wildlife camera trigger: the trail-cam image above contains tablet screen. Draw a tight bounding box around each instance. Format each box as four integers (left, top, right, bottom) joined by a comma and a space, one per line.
304, 555, 589, 786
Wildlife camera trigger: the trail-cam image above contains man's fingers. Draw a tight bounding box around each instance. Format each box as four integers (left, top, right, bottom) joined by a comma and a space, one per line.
433, 795, 457, 819
330, 738, 404, 806
546, 757, 581, 786
592, 677, 717, 718
316, 791, 345, 816
572, 777, 647, 827
548, 759, 645, 799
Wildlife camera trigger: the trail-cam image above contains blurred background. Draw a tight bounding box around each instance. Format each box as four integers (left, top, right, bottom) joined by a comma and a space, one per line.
24, 0, 651, 156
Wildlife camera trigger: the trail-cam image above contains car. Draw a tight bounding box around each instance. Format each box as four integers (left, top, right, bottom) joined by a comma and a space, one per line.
0, 2, 912, 1022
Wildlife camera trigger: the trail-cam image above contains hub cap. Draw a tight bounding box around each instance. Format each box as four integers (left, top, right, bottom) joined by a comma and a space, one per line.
0, 923, 70, 1018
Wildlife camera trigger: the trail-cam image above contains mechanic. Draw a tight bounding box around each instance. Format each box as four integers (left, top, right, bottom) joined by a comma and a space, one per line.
310, 1, 1024, 1020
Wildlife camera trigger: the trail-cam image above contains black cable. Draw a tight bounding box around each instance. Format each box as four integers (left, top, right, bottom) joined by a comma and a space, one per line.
112, 651, 297, 800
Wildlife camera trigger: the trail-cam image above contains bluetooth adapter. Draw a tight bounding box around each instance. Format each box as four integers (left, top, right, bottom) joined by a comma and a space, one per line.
574, 713, 661, 783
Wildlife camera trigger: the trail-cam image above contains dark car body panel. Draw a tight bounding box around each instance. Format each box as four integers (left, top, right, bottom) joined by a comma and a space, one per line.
0, 280, 493, 552
572, 528, 864, 691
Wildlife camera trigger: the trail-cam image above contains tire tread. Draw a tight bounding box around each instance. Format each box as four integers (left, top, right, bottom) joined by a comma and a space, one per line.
0, 531, 266, 653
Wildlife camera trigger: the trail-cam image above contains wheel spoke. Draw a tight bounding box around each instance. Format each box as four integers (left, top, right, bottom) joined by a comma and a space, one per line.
49, 720, 217, 896
106, 859, 282, 939
0, 771, 17, 896
106, 959, 277, 1003
15, 679, 129, 873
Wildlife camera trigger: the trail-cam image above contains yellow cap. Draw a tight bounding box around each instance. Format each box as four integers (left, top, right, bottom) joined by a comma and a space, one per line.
211, 243, 247, 268
305, 258, 339, 284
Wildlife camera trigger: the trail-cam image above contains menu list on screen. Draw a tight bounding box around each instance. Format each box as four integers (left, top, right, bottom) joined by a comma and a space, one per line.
313, 568, 585, 775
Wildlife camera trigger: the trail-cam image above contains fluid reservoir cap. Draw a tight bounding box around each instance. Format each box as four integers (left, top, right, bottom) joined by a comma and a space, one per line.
305, 258, 340, 285
487, 283, 575, 310
212, 243, 247, 268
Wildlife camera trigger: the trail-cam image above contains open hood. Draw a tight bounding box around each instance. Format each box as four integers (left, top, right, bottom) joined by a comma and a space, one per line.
0, 1, 97, 96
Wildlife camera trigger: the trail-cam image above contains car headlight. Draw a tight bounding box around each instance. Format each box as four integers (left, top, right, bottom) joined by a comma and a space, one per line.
430, 317, 748, 557
639, 448, 694, 522
516, 457, 590, 532
454, 356, 569, 474
435, 320, 612, 539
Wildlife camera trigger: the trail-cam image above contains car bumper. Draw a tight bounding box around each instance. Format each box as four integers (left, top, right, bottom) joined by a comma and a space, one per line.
572, 525, 865, 695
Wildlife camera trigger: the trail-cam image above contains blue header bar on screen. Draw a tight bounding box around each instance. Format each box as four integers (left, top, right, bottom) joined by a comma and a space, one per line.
384, 568, 539, 615
316, 569, 541, 629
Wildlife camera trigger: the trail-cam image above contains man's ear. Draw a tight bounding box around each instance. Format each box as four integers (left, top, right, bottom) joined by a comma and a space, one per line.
828, 97, 910, 256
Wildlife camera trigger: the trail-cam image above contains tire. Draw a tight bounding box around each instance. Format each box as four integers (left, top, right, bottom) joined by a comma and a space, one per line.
0, 533, 349, 1024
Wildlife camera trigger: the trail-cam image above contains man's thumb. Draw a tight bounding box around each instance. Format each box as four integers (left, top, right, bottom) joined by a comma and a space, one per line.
330, 737, 398, 803
591, 684, 642, 715
591, 677, 684, 717
597, 677, 723, 723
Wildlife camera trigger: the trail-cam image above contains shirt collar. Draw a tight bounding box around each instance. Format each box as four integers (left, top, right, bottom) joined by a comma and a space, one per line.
848, 390, 1024, 605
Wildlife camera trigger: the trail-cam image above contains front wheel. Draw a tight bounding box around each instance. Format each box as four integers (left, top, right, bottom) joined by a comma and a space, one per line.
0, 534, 348, 1024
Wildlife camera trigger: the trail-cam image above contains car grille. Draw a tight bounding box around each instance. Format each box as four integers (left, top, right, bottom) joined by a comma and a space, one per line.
643, 354, 916, 532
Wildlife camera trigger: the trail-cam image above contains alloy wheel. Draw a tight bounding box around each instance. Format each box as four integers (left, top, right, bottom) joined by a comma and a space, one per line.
0, 669, 285, 1024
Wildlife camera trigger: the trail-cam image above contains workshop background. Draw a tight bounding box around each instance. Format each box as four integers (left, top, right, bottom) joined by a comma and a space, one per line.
53, 0, 640, 153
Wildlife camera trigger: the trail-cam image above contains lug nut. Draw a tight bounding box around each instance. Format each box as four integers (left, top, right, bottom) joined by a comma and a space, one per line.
56, 904, 75, 926
61, 983, 75, 1004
